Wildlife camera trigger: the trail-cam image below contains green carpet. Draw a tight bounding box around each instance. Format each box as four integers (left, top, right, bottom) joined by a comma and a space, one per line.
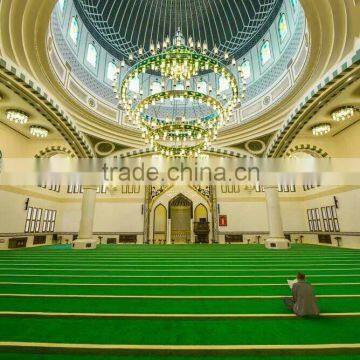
0, 244, 359, 359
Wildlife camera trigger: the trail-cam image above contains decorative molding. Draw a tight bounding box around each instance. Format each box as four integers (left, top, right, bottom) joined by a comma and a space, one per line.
285, 144, 328, 158
0, 56, 95, 158
266, 46, 360, 158
113, 147, 251, 159
34, 146, 76, 159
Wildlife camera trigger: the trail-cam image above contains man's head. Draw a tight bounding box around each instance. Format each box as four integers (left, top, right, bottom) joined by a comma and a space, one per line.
297, 273, 306, 281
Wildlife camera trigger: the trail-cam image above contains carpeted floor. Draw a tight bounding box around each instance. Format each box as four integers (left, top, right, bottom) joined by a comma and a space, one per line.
0, 244, 359, 359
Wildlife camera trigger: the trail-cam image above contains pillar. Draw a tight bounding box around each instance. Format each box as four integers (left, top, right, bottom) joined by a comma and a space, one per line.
264, 186, 290, 250
73, 186, 98, 250
166, 219, 172, 244
190, 219, 195, 244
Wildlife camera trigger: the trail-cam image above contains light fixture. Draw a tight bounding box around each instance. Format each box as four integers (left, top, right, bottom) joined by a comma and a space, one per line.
312, 123, 331, 136
331, 106, 355, 122
113, 28, 246, 157
29, 125, 49, 138
6, 109, 29, 124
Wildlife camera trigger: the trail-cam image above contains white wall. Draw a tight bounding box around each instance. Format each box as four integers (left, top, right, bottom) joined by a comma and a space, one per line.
1, 185, 359, 249
0, 188, 62, 234
218, 199, 305, 233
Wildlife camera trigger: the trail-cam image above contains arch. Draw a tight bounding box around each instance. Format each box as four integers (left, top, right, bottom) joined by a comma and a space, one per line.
58, 0, 66, 13
285, 144, 329, 158
151, 80, 162, 95
87, 43, 98, 68
129, 76, 140, 93
69, 17, 79, 45
107, 62, 117, 81
169, 193, 193, 244
169, 193, 193, 217
218, 76, 230, 92
278, 13, 288, 42
197, 80, 207, 94
291, 0, 298, 11
194, 204, 208, 222
34, 146, 76, 159
241, 60, 251, 80
153, 204, 167, 244
260, 40, 272, 66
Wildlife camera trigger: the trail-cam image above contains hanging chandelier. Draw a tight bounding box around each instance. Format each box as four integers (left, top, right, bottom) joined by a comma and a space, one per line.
113, 29, 246, 157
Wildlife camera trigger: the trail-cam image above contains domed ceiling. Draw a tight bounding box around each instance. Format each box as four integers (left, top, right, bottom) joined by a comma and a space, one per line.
74, 0, 283, 60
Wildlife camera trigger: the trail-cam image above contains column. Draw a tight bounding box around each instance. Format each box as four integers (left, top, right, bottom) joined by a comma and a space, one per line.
264, 186, 290, 250
73, 186, 97, 250
190, 219, 195, 244
166, 219, 172, 244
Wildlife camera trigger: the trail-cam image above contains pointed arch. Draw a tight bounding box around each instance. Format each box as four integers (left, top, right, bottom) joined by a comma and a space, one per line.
153, 204, 167, 243
194, 204, 208, 222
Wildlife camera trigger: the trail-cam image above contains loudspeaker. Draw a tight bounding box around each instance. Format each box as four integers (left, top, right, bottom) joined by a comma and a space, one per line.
24, 198, 30, 211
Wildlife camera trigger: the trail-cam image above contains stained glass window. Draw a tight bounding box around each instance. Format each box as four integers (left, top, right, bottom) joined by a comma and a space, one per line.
241, 60, 251, 80
151, 81, 162, 95
69, 17, 79, 45
107, 62, 117, 81
58, 0, 66, 12
278, 13, 288, 42
260, 40, 272, 66
219, 76, 230, 92
175, 82, 184, 90
197, 80, 207, 94
87, 43, 98, 68
129, 76, 140, 93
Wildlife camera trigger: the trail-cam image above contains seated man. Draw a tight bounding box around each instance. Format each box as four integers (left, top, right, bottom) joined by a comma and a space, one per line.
284, 273, 319, 317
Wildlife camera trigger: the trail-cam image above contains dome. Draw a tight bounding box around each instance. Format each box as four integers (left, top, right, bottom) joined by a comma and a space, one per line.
73, 0, 283, 59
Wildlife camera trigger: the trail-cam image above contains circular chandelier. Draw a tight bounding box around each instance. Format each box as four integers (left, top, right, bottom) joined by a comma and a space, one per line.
6, 109, 29, 124
29, 125, 49, 138
312, 123, 331, 136
113, 29, 246, 157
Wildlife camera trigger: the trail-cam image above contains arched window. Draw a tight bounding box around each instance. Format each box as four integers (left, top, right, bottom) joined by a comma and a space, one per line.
241, 60, 251, 80
278, 13, 288, 42
58, 0, 66, 12
86, 43, 98, 68
218, 76, 230, 92
175, 82, 184, 90
197, 80, 207, 94
69, 17, 79, 45
291, 0, 298, 10
129, 76, 140, 93
107, 62, 117, 81
260, 40, 272, 66
151, 81, 162, 95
